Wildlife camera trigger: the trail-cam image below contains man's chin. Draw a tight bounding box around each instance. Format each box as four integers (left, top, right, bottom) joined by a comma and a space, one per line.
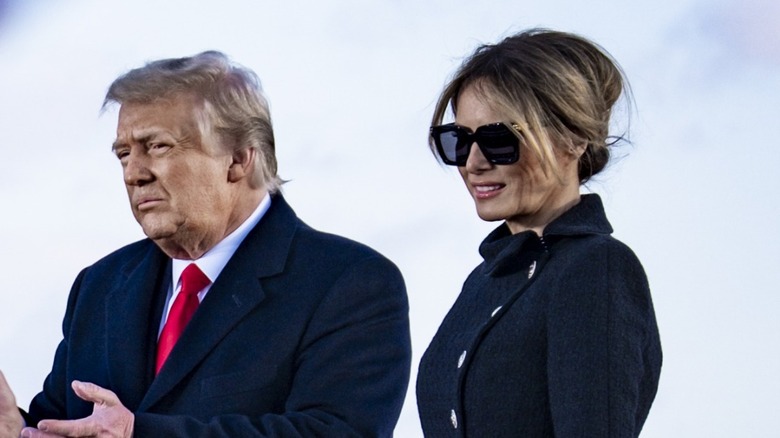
139, 223, 178, 242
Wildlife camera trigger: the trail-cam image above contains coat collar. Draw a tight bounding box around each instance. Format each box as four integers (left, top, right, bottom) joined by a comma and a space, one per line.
542, 193, 613, 237
479, 194, 612, 276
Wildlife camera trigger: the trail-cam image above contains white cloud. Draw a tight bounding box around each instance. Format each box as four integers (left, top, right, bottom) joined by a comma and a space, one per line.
697, 0, 780, 65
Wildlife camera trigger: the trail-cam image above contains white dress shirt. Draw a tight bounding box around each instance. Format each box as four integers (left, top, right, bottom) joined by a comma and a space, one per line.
158, 194, 271, 335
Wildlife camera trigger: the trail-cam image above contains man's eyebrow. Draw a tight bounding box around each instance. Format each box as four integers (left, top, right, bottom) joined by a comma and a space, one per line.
111, 133, 156, 152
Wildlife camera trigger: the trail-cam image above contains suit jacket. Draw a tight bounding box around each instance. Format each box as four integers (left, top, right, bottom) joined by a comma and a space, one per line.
28, 194, 411, 437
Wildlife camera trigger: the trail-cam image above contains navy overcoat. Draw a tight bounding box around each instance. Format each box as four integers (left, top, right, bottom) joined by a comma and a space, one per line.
29, 195, 412, 437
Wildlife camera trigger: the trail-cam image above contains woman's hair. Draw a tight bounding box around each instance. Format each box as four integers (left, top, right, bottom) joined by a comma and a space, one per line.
431, 29, 631, 183
103, 51, 282, 193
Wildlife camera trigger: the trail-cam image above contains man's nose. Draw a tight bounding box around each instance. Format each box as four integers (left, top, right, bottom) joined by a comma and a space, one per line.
123, 154, 154, 186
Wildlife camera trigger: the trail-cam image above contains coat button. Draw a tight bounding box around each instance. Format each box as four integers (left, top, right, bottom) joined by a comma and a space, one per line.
491, 305, 502, 317
528, 260, 537, 278
450, 409, 458, 429
457, 350, 467, 368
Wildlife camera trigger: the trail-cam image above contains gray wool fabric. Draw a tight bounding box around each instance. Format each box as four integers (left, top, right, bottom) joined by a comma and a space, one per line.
417, 194, 662, 437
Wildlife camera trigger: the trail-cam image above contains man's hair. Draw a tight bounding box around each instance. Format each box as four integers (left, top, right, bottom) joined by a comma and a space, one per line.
104, 50, 282, 192
430, 29, 631, 183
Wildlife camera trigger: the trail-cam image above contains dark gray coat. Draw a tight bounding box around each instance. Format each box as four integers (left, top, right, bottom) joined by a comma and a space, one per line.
417, 194, 662, 437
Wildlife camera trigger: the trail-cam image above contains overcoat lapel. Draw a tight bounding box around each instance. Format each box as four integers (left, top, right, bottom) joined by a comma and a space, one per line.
138, 195, 298, 411
105, 242, 169, 411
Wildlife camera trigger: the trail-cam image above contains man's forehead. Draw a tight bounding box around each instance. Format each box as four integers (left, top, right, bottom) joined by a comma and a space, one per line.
113, 108, 177, 150
117, 97, 193, 126
113, 97, 205, 148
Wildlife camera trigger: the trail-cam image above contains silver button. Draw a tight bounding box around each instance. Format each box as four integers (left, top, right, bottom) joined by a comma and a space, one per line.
450, 409, 458, 429
457, 350, 467, 368
491, 305, 502, 317
528, 260, 537, 278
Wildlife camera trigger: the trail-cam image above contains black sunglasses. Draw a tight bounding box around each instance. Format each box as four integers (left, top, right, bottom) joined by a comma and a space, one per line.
430, 122, 521, 166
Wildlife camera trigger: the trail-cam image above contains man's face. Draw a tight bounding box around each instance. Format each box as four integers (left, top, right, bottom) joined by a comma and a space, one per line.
112, 93, 240, 259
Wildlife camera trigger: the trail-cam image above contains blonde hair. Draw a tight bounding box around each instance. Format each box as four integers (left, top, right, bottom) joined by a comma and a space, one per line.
104, 51, 282, 193
431, 29, 631, 183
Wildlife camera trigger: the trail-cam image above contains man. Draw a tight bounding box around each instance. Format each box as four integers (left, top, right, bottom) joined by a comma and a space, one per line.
0, 51, 411, 437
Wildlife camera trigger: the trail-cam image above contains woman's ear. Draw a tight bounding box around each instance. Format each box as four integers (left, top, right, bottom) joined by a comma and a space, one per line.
567, 139, 588, 159
557, 137, 587, 162
227, 147, 256, 183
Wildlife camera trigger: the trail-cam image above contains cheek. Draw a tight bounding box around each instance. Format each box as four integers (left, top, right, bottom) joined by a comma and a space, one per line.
458, 167, 468, 183
166, 163, 214, 193
501, 162, 532, 188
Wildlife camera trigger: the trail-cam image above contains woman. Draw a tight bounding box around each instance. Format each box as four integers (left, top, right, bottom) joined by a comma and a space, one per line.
417, 29, 662, 437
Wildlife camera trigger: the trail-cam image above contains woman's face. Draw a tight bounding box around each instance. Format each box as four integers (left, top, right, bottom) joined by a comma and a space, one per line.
455, 85, 582, 235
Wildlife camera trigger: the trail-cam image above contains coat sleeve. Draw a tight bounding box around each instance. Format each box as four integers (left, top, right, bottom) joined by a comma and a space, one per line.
546, 239, 662, 437
27, 269, 88, 423
132, 254, 412, 437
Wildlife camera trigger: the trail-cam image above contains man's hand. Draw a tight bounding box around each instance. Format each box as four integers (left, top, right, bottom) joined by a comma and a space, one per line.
24, 381, 133, 438
0, 370, 24, 438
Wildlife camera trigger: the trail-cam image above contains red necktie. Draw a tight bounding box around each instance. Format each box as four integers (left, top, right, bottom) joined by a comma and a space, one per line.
155, 263, 211, 374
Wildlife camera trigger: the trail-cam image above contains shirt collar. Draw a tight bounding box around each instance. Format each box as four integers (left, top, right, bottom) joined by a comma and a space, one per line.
171, 193, 271, 288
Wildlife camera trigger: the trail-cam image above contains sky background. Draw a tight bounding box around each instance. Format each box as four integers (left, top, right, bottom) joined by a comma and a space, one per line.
0, 0, 778, 436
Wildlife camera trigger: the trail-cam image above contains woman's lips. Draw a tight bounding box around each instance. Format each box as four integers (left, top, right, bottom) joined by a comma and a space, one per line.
472, 183, 505, 199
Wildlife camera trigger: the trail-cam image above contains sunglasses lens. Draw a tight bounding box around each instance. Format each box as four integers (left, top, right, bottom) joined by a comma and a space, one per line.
477, 125, 519, 164
433, 126, 470, 165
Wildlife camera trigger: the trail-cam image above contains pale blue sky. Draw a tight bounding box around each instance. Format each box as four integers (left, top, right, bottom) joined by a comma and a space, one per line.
1, 1, 778, 436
